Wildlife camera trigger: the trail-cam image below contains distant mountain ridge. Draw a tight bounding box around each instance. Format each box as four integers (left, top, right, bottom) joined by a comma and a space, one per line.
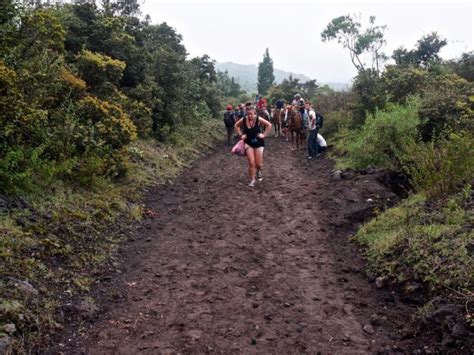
215, 62, 349, 93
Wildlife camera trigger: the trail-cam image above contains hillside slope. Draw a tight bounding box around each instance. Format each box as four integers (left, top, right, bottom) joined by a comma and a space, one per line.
215, 62, 349, 92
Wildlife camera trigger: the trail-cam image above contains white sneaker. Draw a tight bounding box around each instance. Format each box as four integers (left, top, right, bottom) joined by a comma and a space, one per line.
249, 180, 255, 187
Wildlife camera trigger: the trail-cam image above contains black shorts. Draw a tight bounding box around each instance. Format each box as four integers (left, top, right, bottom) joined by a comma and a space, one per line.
245, 138, 265, 149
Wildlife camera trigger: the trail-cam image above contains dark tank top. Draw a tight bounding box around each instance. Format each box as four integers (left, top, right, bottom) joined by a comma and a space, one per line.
242, 116, 265, 148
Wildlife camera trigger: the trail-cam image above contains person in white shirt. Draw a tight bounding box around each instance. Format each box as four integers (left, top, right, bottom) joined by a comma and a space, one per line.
317, 133, 327, 154
306, 102, 318, 159
291, 93, 305, 107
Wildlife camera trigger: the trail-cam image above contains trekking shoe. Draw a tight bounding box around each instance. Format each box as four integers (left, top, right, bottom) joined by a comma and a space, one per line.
307, 156, 313, 160
248, 179, 255, 187
256, 170, 263, 181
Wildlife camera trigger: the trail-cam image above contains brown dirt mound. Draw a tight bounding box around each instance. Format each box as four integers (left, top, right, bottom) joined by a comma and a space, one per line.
51, 137, 446, 354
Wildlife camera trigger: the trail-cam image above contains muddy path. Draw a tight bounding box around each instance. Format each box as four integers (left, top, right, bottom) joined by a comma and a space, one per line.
55, 137, 429, 354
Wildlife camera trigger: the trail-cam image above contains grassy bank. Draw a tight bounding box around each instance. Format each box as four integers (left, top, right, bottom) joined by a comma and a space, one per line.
354, 189, 473, 298
0, 119, 222, 352
324, 100, 473, 348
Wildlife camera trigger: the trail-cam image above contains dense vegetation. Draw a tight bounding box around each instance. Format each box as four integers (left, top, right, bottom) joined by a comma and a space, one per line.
0, 0, 244, 351
320, 16, 473, 343
0, 0, 247, 194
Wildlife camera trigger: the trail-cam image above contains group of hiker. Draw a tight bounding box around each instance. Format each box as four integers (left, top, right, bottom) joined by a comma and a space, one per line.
224, 94, 327, 187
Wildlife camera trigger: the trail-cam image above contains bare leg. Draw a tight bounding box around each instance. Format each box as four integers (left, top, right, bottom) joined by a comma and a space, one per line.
255, 147, 264, 176
245, 147, 256, 184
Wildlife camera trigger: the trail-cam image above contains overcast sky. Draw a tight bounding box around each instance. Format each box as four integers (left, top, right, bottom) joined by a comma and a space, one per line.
140, 0, 473, 83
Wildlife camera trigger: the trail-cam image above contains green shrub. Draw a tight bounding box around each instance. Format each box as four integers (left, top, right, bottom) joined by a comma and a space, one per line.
338, 99, 420, 170
382, 65, 428, 104
321, 110, 352, 141
0, 60, 49, 148
75, 50, 126, 94
405, 130, 474, 198
122, 99, 152, 138
0, 148, 40, 193
76, 95, 137, 150
59, 66, 87, 97
418, 73, 474, 141
18, 9, 66, 55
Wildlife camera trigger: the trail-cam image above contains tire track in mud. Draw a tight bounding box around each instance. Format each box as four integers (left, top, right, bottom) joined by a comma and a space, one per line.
57, 138, 423, 354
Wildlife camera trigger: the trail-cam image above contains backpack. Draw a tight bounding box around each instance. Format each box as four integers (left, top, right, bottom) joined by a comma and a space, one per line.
315, 112, 324, 129
224, 112, 235, 128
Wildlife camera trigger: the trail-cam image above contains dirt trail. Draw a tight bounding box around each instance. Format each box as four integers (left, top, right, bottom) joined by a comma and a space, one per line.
56, 137, 426, 354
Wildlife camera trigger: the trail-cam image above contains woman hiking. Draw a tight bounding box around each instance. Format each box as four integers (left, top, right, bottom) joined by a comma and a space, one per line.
234, 103, 272, 187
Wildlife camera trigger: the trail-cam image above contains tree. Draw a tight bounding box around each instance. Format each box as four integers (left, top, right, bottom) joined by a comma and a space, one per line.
321, 15, 387, 74
313, 85, 353, 113
0, 0, 22, 57
216, 70, 242, 98
446, 51, 474, 82
257, 48, 275, 95
267, 74, 300, 104
301, 79, 319, 101
392, 32, 447, 68
351, 69, 385, 126
190, 54, 217, 82
101, 0, 140, 17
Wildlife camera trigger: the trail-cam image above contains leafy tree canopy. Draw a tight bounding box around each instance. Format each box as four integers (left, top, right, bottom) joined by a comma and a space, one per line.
392, 32, 447, 68
321, 14, 387, 73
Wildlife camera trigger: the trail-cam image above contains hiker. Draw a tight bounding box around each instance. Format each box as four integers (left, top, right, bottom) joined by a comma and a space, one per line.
255, 94, 261, 105
257, 98, 271, 121
223, 105, 236, 145
306, 102, 318, 159
292, 93, 307, 131
292, 94, 305, 110
234, 103, 272, 187
281, 104, 291, 141
317, 133, 327, 155
276, 99, 285, 110
236, 104, 245, 119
